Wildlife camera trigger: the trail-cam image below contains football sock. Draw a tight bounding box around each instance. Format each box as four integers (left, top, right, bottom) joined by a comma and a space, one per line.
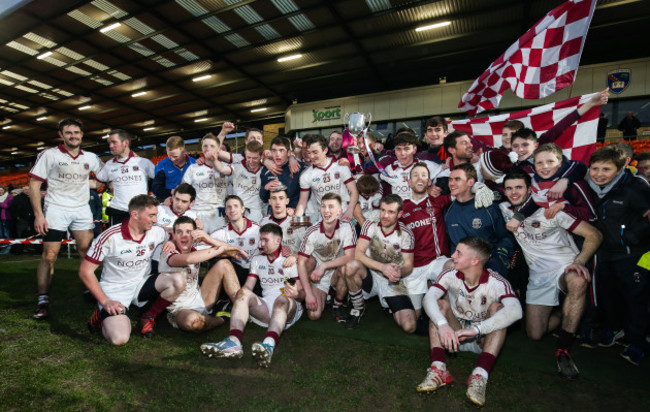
430, 347, 446, 364
349, 289, 364, 310
37, 294, 49, 306
332, 297, 343, 309
263, 331, 279, 347
328, 286, 336, 299
475, 352, 496, 378
228, 329, 243, 343
556, 329, 575, 351
142, 296, 172, 319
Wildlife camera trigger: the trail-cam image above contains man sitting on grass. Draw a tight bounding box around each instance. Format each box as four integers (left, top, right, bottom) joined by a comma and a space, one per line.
159, 216, 246, 333
80, 195, 186, 345
417, 236, 522, 407
200, 223, 304, 367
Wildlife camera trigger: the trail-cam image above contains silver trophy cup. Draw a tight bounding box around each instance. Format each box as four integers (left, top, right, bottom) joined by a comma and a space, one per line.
343, 112, 372, 155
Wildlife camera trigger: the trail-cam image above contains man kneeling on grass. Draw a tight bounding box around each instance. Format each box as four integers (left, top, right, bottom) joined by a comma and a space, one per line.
417, 236, 522, 407
200, 223, 304, 367
159, 216, 247, 332
80, 195, 186, 345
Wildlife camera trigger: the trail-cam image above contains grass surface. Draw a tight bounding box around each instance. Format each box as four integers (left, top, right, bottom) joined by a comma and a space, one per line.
1, 254, 649, 411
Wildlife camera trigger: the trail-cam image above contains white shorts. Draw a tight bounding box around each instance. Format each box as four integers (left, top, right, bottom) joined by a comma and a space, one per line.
99, 275, 153, 309
311, 268, 336, 293
403, 256, 452, 295
197, 208, 226, 234
250, 293, 303, 329
166, 291, 208, 329
456, 318, 482, 354
167, 288, 207, 316
526, 269, 566, 306
362, 269, 409, 308
45, 203, 94, 232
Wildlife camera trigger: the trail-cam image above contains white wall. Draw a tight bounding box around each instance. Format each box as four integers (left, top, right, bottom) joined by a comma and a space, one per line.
285, 57, 650, 132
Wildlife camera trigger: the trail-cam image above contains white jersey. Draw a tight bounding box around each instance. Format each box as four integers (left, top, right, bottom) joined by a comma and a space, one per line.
360, 220, 415, 295
85, 220, 167, 285
29, 144, 103, 210
228, 153, 244, 164
259, 215, 308, 254
500, 204, 580, 278
210, 219, 260, 269
358, 191, 382, 222
230, 160, 263, 216
182, 163, 230, 211
158, 248, 201, 313
156, 204, 198, 229
249, 250, 300, 299
96, 153, 154, 212
360, 220, 415, 265
380, 159, 442, 201
433, 267, 516, 323
299, 158, 355, 209
298, 220, 357, 264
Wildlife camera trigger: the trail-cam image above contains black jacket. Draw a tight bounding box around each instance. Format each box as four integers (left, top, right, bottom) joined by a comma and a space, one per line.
589, 169, 650, 262
8, 193, 33, 221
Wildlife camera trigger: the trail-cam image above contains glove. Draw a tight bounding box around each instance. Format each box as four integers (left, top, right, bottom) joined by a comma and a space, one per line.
471, 182, 495, 208
508, 151, 519, 163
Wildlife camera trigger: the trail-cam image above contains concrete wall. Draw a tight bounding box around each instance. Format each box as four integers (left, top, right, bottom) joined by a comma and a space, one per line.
285, 57, 650, 132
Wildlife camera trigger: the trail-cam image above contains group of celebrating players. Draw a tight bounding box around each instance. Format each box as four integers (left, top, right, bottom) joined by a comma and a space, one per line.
26, 87, 650, 407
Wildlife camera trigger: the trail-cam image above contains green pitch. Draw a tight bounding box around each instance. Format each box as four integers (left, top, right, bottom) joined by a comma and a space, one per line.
0, 255, 648, 411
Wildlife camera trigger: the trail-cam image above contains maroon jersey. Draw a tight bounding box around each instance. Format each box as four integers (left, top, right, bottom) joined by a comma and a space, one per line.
400, 194, 451, 268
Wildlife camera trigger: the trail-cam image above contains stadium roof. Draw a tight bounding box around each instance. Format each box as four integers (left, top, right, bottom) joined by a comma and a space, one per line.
0, 0, 648, 165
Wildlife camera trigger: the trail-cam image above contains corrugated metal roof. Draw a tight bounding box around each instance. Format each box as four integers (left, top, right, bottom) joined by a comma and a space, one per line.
0, 0, 646, 164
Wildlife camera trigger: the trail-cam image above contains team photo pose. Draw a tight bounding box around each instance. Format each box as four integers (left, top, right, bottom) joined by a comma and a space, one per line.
297, 193, 357, 321
80, 195, 186, 345
159, 216, 245, 333
501, 170, 602, 378
418, 237, 522, 407
201, 224, 304, 367
343, 194, 415, 330
29, 118, 104, 320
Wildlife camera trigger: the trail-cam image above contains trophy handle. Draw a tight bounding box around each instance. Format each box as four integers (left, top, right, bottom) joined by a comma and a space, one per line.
366, 112, 372, 128
343, 112, 350, 128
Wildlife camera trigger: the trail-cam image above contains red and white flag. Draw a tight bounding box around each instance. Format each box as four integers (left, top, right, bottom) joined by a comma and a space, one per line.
458, 0, 596, 116
451, 92, 600, 163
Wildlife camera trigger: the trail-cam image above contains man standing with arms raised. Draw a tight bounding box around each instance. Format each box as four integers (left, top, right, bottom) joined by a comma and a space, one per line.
29, 118, 104, 320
